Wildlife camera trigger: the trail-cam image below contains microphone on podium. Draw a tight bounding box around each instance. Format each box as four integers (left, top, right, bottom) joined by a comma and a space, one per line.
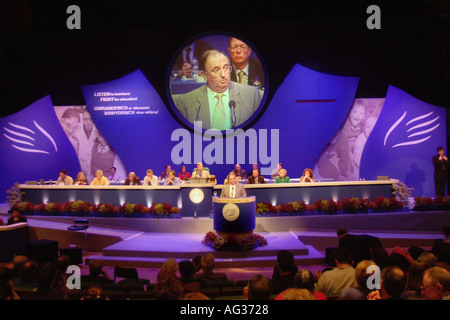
229, 100, 237, 128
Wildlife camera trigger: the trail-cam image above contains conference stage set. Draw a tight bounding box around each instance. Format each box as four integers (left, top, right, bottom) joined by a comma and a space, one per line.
1, 3, 450, 270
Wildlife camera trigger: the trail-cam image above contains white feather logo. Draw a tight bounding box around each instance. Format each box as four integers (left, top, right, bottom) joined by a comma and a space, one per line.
3, 121, 58, 154
384, 111, 440, 148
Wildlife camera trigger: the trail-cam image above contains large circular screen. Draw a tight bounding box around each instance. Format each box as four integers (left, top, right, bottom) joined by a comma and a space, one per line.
167, 33, 268, 132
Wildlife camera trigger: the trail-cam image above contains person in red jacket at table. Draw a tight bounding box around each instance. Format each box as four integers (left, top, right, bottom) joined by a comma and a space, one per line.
178, 165, 191, 181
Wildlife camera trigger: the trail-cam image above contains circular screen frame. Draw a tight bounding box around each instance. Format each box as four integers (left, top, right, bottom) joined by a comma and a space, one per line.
166, 31, 269, 134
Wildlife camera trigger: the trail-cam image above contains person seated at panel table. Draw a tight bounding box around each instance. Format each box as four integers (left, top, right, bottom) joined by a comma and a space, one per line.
107, 167, 120, 183
248, 168, 266, 184
74, 172, 89, 185
191, 162, 211, 179
274, 169, 291, 183
143, 169, 159, 186
56, 169, 73, 186
90, 170, 110, 186
233, 164, 247, 180
178, 165, 191, 181
221, 172, 247, 198
124, 172, 141, 186
300, 168, 315, 183
160, 165, 172, 181
271, 162, 283, 179
164, 170, 182, 186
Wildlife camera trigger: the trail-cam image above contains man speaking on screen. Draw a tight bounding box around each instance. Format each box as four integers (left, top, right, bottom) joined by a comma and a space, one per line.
174, 50, 261, 130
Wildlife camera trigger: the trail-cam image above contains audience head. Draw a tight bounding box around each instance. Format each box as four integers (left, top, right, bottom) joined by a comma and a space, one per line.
336, 227, 348, 238
408, 246, 425, 261
442, 225, 450, 239
245, 274, 273, 300
19, 260, 39, 283
277, 250, 295, 273
293, 269, 315, 291
381, 266, 406, 299
387, 253, 411, 274
37, 261, 60, 290
332, 247, 354, 266
184, 292, 210, 300
192, 255, 202, 272
153, 275, 183, 300
371, 247, 389, 270
281, 288, 316, 300
158, 258, 179, 281
417, 252, 437, 269
354, 260, 376, 289
178, 260, 196, 279
88, 259, 105, 277
13, 255, 29, 272
201, 253, 216, 272
436, 243, 450, 265
55, 255, 71, 274
421, 266, 450, 300
407, 261, 428, 295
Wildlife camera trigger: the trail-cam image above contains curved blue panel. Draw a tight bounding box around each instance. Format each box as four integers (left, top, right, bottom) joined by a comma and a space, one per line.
252, 64, 360, 177
360, 86, 447, 197
0, 96, 81, 199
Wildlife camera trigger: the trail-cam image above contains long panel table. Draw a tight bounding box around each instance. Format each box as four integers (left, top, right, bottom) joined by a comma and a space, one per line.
20, 180, 398, 217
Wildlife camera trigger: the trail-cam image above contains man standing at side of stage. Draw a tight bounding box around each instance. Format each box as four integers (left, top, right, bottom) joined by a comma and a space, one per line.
433, 146, 448, 197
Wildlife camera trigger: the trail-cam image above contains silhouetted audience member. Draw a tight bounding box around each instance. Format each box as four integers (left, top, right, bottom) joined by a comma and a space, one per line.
153, 272, 183, 300
367, 266, 407, 300
11, 255, 28, 279
408, 246, 425, 261
417, 251, 437, 269
276, 269, 326, 300
315, 248, 356, 295
184, 291, 210, 300
0, 282, 14, 300
55, 255, 71, 274
192, 255, 202, 273
80, 260, 113, 287
281, 288, 316, 300
432, 225, 450, 255
371, 247, 389, 271
404, 261, 428, 299
13, 260, 39, 288
158, 258, 178, 281
178, 260, 203, 294
271, 250, 298, 294
244, 274, 273, 300
337, 228, 364, 265
339, 260, 377, 300
436, 243, 450, 271
21, 262, 70, 300
387, 252, 412, 275
192, 253, 229, 287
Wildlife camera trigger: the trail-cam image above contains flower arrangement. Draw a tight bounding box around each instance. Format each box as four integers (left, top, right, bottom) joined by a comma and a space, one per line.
70, 200, 93, 212
313, 198, 341, 214
392, 182, 414, 206
256, 201, 274, 214
413, 196, 450, 210
149, 203, 173, 215
96, 203, 116, 215
202, 231, 268, 251
6, 182, 23, 209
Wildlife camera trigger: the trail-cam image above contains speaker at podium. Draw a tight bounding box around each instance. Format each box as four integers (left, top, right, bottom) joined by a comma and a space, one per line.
212, 196, 256, 237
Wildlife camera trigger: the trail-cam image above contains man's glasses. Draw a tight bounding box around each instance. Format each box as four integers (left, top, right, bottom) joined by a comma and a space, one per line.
229, 45, 249, 52
206, 65, 232, 77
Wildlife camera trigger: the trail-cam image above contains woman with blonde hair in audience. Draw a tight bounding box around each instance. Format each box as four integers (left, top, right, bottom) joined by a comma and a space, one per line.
339, 260, 377, 300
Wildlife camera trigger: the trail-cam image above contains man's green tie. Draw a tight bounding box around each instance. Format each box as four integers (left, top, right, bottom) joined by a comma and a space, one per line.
212, 93, 225, 130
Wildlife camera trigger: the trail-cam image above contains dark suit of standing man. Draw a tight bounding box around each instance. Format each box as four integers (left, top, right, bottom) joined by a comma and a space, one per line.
174, 50, 261, 130
433, 146, 449, 197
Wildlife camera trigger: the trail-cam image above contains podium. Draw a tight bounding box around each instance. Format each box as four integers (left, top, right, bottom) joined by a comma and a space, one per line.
212, 196, 256, 237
